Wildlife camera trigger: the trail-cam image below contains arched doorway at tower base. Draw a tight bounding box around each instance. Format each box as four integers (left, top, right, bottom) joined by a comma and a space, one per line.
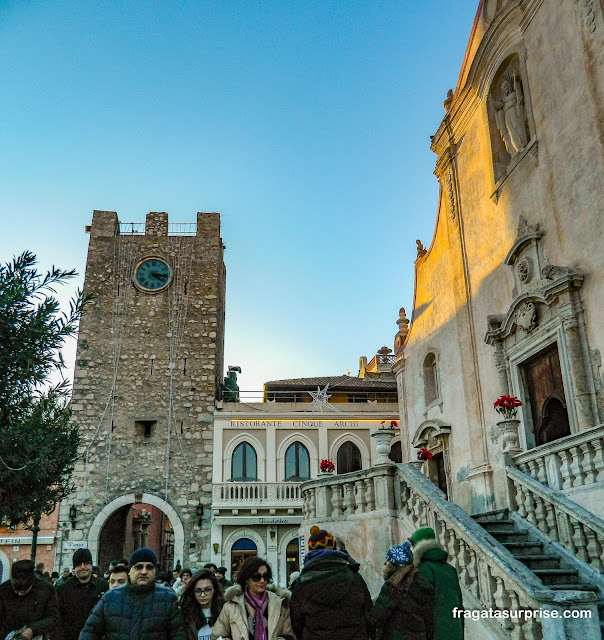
87, 493, 184, 572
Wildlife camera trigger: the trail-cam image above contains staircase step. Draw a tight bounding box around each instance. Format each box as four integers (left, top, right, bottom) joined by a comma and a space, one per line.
487, 529, 530, 542
533, 568, 580, 585
480, 519, 517, 531
548, 583, 600, 593
514, 554, 561, 570
474, 511, 603, 625
501, 541, 545, 554
471, 509, 510, 523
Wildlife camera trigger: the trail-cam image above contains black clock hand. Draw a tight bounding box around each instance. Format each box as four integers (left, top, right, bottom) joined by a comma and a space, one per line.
151, 271, 168, 280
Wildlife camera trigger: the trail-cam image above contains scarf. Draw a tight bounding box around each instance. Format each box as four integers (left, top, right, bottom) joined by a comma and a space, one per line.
244, 589, 267, 640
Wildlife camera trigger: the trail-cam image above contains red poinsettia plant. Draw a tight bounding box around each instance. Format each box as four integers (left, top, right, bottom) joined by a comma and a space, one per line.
494, 395, 523, 420
417, 448, 433, 461
380, 420, 399, 430
320, 459, 335, 472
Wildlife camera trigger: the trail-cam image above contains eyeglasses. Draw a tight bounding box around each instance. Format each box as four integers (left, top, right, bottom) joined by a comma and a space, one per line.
250, 573, 271, 583
194, 587, 214, 595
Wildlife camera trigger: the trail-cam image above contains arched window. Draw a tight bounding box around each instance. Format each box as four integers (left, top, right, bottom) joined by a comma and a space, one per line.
423, 353, 439, 406
284, 442, 310, 481
337, 441, 362, 474
389, 440, 402, 463
231, 442, 258, 481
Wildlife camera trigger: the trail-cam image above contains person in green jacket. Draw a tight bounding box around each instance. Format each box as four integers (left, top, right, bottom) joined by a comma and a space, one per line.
411, 527, 463, 640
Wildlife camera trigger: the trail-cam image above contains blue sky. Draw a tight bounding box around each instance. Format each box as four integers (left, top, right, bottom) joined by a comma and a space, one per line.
0, 0, 478, 392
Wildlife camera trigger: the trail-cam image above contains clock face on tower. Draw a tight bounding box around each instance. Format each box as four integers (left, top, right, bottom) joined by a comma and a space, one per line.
133, 257, 173, 292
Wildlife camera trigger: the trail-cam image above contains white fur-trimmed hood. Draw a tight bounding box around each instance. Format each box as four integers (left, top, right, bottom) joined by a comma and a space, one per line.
412, 538, 442, 566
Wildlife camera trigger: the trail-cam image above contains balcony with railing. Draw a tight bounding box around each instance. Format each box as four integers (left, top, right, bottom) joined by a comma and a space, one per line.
212, 482, 303, 511
118, 222, 197, 235
363, 352, 396, 374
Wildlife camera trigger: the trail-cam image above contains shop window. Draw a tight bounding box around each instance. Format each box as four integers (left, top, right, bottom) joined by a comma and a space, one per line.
337, 441, 362, 474
231, 538, 257, 576
231, 442, 258, 481
284, 442, 310, 481
286, 538, 300, 585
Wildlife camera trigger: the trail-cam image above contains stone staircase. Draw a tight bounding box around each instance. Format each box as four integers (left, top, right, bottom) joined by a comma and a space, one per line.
474, 509, 600, 592
302, 463, 604, 639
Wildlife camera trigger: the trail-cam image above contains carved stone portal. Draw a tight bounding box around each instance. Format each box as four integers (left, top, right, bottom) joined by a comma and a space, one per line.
486, 217, 600, 437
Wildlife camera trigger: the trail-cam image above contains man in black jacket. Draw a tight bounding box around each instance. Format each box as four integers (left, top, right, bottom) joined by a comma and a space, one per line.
56, 548, 108, 640
79, 547, 186, 640
290, 527, 373, 640
0, 559, 60, 640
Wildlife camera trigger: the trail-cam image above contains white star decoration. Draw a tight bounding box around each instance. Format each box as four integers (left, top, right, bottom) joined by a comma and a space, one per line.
308, 384, 342, 413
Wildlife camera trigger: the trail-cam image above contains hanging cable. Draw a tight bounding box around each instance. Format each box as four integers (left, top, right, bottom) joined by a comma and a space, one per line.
82, 228, 135, 504
165, 234, 196, 501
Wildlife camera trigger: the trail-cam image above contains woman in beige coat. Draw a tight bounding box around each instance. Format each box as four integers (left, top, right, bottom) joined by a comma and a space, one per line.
211, 557, 294, 640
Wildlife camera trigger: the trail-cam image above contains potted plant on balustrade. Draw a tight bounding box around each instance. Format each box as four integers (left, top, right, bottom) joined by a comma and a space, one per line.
319, 459, 335, 475
371, 420, 399, 465
410, 447, 433, 472
494, 394, 523, 454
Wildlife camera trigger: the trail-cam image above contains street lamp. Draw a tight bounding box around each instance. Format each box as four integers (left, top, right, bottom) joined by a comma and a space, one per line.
69, 505, 77, 528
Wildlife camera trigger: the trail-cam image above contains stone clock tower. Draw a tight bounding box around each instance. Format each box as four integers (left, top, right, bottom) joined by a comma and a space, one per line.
60, 210, 226, 569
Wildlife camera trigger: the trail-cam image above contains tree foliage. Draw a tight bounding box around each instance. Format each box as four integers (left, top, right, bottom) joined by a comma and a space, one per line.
2, 392, 80, 525
0, 251, 89, 526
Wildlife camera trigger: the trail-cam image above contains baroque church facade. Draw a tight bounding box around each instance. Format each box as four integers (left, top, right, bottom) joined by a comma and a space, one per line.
392, 0, 604, 520
301, 1, 604, 638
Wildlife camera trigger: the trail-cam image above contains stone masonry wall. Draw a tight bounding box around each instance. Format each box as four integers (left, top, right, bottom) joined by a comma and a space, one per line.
61, 210, 225, 568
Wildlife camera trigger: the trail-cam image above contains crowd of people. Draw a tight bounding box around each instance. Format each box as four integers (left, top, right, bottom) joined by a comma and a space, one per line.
0, 525, 463, 640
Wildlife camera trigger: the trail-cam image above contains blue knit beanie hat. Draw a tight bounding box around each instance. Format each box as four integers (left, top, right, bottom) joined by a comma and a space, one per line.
386, 541, 413, 566
128, 547, 157, 570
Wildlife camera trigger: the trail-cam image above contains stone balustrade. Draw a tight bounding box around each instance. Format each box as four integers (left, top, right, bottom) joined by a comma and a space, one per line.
507, 465, 604, 573
302, 464, 600, 639
512, 424, 604, 491
301, 466, 392, 521
212, 482, 302, 508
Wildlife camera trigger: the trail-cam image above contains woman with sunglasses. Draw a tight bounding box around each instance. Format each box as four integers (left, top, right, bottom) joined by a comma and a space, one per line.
181, 569, 224, 640
212, 557, 294, 640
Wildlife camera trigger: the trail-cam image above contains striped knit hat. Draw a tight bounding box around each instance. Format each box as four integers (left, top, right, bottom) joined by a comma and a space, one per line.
308, 525, 336, 550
